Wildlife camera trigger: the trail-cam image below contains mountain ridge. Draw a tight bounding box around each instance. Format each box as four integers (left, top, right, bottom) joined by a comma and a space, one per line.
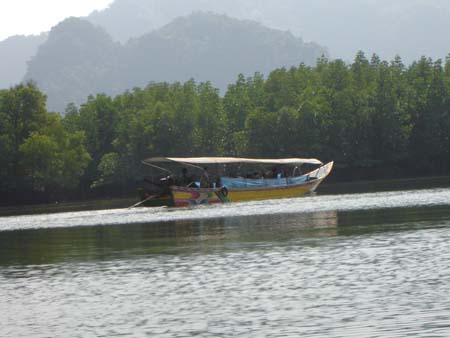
24, 13, 327, 112
88, 0, 450, 62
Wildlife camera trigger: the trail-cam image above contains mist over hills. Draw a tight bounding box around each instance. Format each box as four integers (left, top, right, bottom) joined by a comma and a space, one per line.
123, 12, 324, 88
2, 0, 450, 109
88, 0, 450, 63
24, 18, 120, 113
0, 34, 47, 88
24, 13, 326, 112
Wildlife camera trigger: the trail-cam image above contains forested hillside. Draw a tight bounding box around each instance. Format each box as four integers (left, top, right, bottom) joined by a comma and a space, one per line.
123, 12, 324, 94
88, 0, 450, 62
24, 18, 120, 113
24, 13, 326, 112
2, 0, 450, 95
2, 53, 449, 205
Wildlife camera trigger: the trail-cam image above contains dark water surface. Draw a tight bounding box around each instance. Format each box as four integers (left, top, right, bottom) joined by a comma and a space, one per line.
1, 188, 450, 337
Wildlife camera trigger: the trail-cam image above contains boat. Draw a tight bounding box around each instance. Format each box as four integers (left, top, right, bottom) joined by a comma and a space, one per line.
139, 157, 333, 207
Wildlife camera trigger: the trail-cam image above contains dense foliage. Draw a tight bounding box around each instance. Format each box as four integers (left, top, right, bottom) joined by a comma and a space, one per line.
0, 82, 90, 203
1, 53, 450, 204
23, 14, 326, 112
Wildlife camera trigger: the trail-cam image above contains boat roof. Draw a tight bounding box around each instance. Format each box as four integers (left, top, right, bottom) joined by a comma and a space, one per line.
142, 157, 323, 166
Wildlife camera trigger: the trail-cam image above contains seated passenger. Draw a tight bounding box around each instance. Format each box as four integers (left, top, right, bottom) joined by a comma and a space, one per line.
179, 168, 192, 186
200, 167, 211, 188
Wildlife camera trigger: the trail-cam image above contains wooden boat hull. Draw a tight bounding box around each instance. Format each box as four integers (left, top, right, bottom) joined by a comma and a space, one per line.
171, 162, 333, 207
142, 195, 173, 207
137, 188, 174, 207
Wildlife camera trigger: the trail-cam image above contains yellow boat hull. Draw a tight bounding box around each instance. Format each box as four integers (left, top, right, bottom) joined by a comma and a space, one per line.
226, 179, 319, 202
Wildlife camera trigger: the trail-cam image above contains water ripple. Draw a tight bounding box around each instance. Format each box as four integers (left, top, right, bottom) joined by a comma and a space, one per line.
1, 226, 450, 337
0, 188, 449, 231
1, 189, 450, 337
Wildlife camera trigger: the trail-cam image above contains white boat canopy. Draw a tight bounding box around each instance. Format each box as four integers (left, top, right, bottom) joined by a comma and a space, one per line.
143, 157, 323, 166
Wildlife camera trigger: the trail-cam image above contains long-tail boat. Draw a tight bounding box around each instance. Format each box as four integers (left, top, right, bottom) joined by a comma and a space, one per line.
140, 157, 333, 207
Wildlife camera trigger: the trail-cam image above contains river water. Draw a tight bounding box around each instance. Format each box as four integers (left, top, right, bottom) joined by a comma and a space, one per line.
1, 188, 450, 337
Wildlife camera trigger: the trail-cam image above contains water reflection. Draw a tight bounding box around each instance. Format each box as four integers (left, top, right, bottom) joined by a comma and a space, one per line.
2, 200, 450, 337
2, 203, 450, 268
337, 205, 450, 236
0, 211, 338, 267
2, 188, 450, 233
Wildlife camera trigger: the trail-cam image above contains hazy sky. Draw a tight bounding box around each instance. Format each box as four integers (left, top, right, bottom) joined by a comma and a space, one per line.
0, 0, 113, 41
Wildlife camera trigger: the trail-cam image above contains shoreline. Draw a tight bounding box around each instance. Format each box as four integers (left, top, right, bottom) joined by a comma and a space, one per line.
1, 175, 450, 217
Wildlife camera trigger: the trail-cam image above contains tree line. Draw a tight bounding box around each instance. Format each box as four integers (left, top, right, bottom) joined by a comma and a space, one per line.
1, 52, 449, 204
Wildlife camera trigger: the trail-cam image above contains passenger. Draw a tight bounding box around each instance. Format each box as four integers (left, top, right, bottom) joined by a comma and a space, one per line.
215, 176, 221, 188
179, 168, 193, 187
264, 169, 275, 179
160, 175, 174, 190
276, 166, 284, 179
200, 167, 211, 188
292, 166, 302, 177
268, 167, 277, 178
